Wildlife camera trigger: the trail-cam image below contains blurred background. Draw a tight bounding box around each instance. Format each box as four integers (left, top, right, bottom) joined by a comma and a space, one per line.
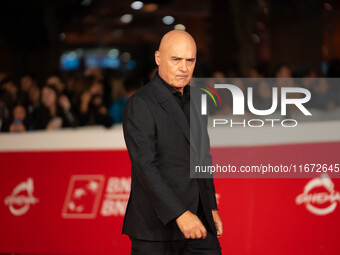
1, 0, 340, 131
1, 1, 340, 255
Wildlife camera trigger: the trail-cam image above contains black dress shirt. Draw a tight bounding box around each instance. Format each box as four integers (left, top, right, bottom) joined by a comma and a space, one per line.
157, 72, 190, 123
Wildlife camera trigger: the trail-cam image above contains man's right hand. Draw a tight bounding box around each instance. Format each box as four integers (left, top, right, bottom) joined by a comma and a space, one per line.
176, 210, 207, 239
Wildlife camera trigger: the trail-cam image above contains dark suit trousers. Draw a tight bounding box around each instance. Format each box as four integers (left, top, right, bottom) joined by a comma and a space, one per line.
129, 197, 222, 255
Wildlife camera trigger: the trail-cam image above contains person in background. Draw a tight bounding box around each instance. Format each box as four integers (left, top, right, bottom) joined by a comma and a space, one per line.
32, 85, 77, 130
27, 82, 41, 117
254, 79, 274, 111
109, 77, 141, 124
63, 73, 78, 106
20, 73, 36, 93
0, 102, 28, 132
0, 100, 9, 132
84, 67, 104, 83
274, 63, 292, 78
298, 67, 317, 109
0, 78, 18, 110
6, 103, 30, 132
47, 73, 78, 122
0, 78, 19, 131
46, 73, 66, 94
18, 73, 37, 105
248, 64, 269, 78
78, 81, 113, 128
211, 71, 226, 78
273, 63, 298, 116
314, 78, 337, 110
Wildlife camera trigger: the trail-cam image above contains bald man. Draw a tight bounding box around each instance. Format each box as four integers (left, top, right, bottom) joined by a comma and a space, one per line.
122, 30, 222, 255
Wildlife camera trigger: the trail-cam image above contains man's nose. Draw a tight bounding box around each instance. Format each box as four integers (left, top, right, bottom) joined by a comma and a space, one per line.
179, 60, 188, 72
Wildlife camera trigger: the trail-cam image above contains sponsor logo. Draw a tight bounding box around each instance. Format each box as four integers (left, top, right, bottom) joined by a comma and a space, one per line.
62, 175, 105, 219
100, 177, 130, 217
4, 177, 39, 216
296, 174, 340, 215
62, 175, 130, 219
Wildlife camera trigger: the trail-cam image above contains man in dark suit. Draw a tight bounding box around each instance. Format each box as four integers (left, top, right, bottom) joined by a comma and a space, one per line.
122, 30, 222, 254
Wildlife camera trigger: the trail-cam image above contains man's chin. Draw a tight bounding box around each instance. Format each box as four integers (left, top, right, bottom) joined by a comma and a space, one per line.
174, 79, 190, 87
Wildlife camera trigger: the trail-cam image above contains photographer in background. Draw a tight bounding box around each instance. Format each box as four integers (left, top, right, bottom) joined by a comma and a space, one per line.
78, 81, 113, 128
32, 85, 77, 130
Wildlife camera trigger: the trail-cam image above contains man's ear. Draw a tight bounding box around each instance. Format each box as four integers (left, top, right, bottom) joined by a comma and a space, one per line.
155, 51, 161, 66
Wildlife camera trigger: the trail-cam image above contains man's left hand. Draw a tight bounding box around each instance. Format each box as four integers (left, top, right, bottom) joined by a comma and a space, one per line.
212, 210, 223, 237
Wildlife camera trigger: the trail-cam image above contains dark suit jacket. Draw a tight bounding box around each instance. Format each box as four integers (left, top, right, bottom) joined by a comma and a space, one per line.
122, 74, 218, 241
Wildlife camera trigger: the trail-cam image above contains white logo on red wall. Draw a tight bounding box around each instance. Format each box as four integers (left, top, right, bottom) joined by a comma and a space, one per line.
62, 175, 105, 219
62, 175, 131, 219
100, 177, 130, 217
4, 177, 39, 216
296, 174, 340, 216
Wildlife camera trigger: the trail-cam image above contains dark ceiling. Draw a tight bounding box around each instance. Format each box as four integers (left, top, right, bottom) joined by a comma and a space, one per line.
0, 0, 210, 47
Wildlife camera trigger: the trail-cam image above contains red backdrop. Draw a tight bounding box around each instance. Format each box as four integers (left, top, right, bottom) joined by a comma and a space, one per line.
1, 142, 340, 255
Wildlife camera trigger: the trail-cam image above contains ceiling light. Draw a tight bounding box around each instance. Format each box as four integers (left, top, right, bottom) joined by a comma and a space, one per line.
162, 16, 174, 25
108, 49, 119, 58
121, 14, 133, 24
174, 24, 186, 30
131, 1, 144, 10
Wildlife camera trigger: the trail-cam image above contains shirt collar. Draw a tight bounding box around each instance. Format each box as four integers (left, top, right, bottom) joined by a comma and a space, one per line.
156, 71, 190, 99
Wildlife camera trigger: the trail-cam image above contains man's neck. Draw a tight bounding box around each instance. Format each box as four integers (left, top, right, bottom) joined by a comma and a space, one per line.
157, 72, 184, 95
174, 87, 184, 95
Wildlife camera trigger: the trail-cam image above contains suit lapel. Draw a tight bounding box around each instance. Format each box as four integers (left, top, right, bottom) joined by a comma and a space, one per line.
161, 99, 189, 140
150, 75, 199, 159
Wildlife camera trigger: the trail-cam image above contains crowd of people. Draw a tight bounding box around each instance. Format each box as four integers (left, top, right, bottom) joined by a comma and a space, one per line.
1, 59, 340, 132
0, 68, 141, 132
